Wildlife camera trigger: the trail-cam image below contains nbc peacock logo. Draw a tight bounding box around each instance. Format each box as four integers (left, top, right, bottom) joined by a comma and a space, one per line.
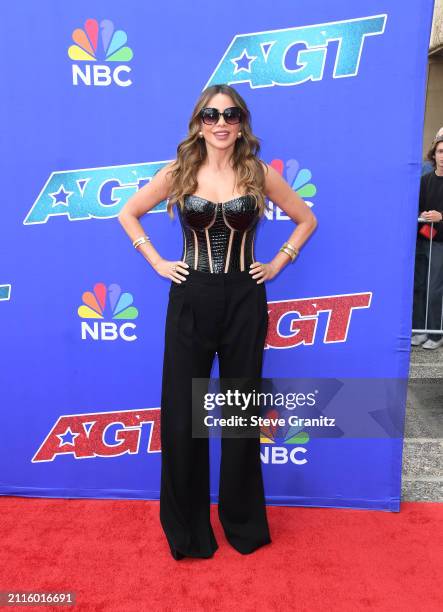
78, 283, 139, 342
68, 18, 133, 87
260, 408, 310, 465
266, 158, 317, 221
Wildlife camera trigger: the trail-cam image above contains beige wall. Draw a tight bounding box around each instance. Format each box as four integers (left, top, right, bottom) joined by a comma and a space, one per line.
430, 0, 443, 52
423, 55, 443, 158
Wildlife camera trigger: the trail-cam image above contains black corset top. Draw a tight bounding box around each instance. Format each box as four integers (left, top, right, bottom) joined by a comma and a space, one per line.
176, 194, 260, 273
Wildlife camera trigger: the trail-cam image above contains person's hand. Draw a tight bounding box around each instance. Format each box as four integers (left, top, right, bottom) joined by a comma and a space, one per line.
153, 258, 190, 283
249, 261, 279, 284
422, 210, 443, 223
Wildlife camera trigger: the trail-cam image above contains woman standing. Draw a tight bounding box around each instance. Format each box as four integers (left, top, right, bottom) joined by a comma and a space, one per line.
412, 135, 443, 349
118, 84, 317, 560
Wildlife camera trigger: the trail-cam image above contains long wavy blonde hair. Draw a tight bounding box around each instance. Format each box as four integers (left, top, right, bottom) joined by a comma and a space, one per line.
165, 84, 269, 219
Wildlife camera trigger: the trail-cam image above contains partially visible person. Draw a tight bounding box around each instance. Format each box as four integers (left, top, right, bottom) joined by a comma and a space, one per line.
422, 126, 443, 175
412, 135, 443, 349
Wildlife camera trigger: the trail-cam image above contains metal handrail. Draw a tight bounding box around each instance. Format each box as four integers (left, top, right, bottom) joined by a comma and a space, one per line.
412, 218, 443, 334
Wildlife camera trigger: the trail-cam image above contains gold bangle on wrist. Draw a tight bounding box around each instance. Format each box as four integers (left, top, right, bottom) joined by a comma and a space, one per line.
133, 235, 151, 249
279, 246, 296, 262
280, 242, 299, 263
283, 241, 299, 257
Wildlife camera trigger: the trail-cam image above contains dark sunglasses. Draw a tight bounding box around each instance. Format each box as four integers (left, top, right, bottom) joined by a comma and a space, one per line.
199, 106, 242, 125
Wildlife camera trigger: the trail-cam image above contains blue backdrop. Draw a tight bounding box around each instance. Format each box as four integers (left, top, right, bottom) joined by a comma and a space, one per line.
0, 0, 434, 510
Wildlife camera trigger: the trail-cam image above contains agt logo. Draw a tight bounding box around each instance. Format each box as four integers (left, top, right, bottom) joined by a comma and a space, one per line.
24, 161, 166, 225
265, 292, 372, 349
68, 18, 133, 87
204, 14, 387, 89
32, 406, 308, 464
32, 408, 161, 462
23, 160, 311, 225
260, 411, 309, 465
78, 283, 139, 341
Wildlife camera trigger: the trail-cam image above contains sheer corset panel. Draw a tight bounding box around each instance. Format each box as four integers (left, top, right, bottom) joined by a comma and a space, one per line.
176, 195, 261, 273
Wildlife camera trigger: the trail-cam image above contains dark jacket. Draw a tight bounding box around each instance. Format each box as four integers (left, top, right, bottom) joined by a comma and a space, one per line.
418, 170, 443, 242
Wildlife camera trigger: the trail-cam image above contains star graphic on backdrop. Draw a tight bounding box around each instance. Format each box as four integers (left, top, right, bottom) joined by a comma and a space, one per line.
231, 50, 257, 74
57, 428, 79, 446
49, 185, 73, 208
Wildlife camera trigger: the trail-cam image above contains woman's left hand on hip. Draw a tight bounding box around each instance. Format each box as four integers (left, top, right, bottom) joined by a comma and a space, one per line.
249, 261, 279, 284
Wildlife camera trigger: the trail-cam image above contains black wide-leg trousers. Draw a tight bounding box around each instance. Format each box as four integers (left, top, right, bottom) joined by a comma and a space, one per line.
159, 268, 271, 558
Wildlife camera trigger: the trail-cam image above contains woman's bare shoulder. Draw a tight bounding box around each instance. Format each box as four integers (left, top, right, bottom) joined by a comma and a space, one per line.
258, 159, 270, 173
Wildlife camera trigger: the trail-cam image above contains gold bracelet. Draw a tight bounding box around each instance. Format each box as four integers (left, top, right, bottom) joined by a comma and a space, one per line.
134, 238, 150, 249
283, 241, 299, 257
133, 235, 151, 249
133, 234, 150, 247
280, 243, 297, 261
279, 246, 296, 262
133, 238, 148, 249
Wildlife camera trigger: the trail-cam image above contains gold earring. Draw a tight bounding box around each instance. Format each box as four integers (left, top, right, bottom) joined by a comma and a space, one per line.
199, 131, 203, 138
237, 131, 242, 138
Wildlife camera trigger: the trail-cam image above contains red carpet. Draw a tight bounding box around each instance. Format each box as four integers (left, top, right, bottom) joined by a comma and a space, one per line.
0, 498, 441, 611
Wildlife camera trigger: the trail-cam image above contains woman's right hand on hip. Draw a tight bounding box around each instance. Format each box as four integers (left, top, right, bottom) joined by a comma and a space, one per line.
153, 258, 190, 283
